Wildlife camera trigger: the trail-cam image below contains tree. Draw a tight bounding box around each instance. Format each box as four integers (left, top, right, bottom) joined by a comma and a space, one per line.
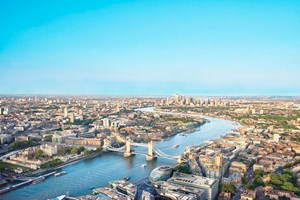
40, 159, 63, 169
174, 164, 190, 174
43, 135, 53, 142
95, 147, 102, 152
71, 148, 79, 155
254, 169, 264, 177
220, 184, 236, 194
77, 146, 85, 154
28, 149, 49, 160
58, 147, 72, 155
245, 182, 255, 190
253, 175, 264, 188
242, 177, 249, 184
270, 174, 283, 186
9, 140, 34, 151
281, 182, 299, 192
279, 174, 292, 183
282, 170, 293, 176
83, 150, 91, 155
71, 146, 85, 155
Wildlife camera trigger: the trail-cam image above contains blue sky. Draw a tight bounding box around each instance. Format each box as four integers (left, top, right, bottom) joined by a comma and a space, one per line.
0, 0, 300, 96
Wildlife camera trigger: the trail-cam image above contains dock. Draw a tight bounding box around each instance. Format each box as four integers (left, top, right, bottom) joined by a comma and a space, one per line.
0, 171, 57, 195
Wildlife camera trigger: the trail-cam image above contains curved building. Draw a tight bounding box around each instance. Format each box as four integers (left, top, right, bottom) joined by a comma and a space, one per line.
149, 165, 173, 183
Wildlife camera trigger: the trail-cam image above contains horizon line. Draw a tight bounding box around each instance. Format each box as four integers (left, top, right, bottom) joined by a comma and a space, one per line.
0, 93, 300, 98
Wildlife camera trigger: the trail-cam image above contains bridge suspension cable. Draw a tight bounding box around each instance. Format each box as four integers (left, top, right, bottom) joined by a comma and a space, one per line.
153, 147, 178, 160
105, 142, 182, 161
105, 145, 126, 152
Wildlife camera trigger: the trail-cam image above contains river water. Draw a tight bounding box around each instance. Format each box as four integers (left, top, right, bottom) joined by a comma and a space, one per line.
1, 107, 239, 200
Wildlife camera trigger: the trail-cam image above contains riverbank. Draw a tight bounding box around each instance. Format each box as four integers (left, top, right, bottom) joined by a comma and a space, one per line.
134, 107, 208, 141
152, 106, 242, 131
0, 151, 103, 195
26, 151, 103, 177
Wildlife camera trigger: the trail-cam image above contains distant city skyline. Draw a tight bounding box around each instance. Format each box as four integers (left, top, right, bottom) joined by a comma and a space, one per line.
1, 0, 300, 96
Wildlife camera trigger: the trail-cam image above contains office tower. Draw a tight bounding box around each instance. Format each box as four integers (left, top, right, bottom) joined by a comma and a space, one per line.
102, 118, 110, 128
70, 113, 75, 123
64, 107, 68, 118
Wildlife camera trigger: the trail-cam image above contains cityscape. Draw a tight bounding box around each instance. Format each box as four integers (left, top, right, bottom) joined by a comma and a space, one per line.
1, 95, 300, 200
1, 1, 300, 200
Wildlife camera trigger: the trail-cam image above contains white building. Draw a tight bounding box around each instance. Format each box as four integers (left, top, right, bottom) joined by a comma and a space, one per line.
40, 144, 58, 156
167, 172, 219, 200
102, 118, 111, 128
273, 134, 280, 143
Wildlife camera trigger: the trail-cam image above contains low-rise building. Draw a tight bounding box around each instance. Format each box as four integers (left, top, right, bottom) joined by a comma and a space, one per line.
65, 137, 102, 146
167, 172, 219, 200
241, 190, 256, 200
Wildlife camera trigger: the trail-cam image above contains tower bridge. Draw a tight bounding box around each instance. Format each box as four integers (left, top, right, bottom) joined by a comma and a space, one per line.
104, 139, 181, 162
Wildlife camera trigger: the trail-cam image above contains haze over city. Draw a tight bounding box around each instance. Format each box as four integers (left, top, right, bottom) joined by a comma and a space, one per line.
1, 0, 300, 96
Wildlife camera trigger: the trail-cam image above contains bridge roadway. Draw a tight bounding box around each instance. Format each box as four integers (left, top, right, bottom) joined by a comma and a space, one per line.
130, 142, 148, 147
105, 144, 179, 161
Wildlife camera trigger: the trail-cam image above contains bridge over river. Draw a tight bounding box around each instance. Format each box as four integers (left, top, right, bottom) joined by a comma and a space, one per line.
104, 139, 184, 162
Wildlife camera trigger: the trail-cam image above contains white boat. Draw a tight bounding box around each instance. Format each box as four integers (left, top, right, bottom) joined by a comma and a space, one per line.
141, 164, 147, 168
54, 171, 67, 177
48, 195, 66, 200
48, 192, 69, 200
173, 144, 179, 148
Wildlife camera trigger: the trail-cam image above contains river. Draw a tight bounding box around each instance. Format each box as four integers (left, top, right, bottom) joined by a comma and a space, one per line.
1, 107, 240, 200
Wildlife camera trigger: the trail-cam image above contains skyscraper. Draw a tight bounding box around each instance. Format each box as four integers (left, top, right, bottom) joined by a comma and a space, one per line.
64, 107, 68, 118
102, 118, 110, 128
70, 113, 75, 123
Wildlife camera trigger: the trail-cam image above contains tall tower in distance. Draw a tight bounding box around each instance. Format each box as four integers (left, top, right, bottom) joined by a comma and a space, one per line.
175, 94, 180, 103
64, 107, 68, 118
70, 113, 75, 123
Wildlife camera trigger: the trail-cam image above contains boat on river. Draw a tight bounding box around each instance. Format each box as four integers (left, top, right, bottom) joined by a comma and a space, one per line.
54, 171, 67, 177
32, 177, 45, 185
48, 195, 66, 200
141, 164, 147, 168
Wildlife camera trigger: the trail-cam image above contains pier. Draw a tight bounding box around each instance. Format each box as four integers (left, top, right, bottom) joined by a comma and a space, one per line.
0, 171, 57, 195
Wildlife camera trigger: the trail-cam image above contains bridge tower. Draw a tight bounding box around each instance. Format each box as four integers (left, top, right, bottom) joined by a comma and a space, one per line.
102, 139, 110, 152
146, 140, 155, 161
124, 138, 132, 158
177, 155, 183, 163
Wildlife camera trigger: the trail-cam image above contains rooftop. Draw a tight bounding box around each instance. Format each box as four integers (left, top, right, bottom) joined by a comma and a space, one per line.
168, 172, 217, 188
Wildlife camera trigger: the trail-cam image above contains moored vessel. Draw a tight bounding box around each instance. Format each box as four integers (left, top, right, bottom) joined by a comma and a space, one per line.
32, 177, 45, 184
54, 171, 67, 177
